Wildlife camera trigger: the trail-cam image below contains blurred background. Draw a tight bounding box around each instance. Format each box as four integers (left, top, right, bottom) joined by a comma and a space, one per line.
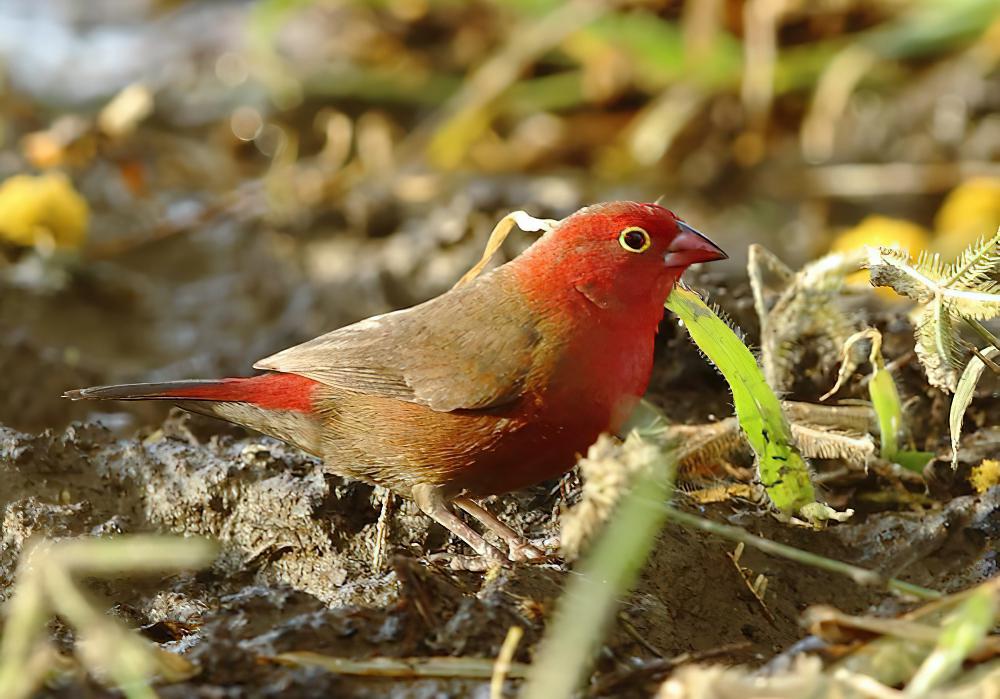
0, 0, 998, 433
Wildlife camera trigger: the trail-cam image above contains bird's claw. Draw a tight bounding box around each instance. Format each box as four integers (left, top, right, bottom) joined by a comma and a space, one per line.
507, 541, 546, 562
428, 540, 553, 570
428, 548, 506, 572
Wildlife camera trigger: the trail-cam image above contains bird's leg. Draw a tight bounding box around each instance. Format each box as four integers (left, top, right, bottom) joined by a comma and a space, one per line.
411, 484, 505, 571
453, 497, 545, 562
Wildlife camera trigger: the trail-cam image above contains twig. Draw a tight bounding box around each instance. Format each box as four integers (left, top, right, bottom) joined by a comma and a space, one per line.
728, 543, 776, 625
800, 45, 877, 162
833, 669, 904, 698
271, 651, 530, 679
970, 346, 1000, 375
617, 613, 664, 658
782, 401, 876, 433
372, 487, 395, 572
392, 557, 436, 631
803, 605, 942, 644
662, 508, 941, 601
741, 0, 787, 125
964, 317, 1000, 354
0, 537, 214, 699
682, 0, 723, 60
590, 641, 752, 695
490, 626, 524, 699
83, 176, 270, 260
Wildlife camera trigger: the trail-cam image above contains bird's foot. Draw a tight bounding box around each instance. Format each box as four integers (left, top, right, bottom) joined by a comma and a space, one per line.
452, 496, 552, 564
414, 486, 556, 571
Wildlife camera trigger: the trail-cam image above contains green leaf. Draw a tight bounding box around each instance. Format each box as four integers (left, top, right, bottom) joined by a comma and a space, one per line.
666, 286, 817, 514
869, 367, 903, 461
895, 450, 935, 473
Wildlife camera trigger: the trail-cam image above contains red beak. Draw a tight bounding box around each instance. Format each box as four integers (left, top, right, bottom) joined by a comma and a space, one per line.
664, 221, 728, 267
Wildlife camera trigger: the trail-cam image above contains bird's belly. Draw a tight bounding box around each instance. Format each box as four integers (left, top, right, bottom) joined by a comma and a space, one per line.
443, 406, 626, 497
437, 327, 654, 496
319, 329, 654, 498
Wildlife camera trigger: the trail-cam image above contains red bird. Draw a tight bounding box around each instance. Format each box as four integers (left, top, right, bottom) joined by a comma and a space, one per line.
67, 202, 726, 568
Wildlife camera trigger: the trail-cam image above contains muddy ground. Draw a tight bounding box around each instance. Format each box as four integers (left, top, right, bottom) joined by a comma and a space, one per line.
1, 195, 998, 697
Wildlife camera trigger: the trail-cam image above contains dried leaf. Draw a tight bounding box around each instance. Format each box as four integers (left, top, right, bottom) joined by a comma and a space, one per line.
98, 83, 154, 138
950, 346, 999, 468
748, 245, 863, 392
823, 328, 906, 462
791, 424, 876, 463
453, 210, 557, 288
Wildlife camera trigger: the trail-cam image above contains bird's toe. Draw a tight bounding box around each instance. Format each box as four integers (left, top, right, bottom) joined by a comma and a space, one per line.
507, 541, 546, 562
427, 545, 507, 572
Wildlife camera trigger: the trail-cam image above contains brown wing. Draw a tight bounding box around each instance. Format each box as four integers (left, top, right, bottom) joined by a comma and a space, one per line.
253, 272, 542, 412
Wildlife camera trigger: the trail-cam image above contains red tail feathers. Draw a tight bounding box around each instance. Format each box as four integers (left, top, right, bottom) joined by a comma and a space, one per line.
65, 372, 318, 413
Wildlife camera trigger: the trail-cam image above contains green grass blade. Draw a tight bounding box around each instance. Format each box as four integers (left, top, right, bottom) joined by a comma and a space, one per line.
870, 372, 900, 459
906, 581, 999, 696
522, 418, 675, 699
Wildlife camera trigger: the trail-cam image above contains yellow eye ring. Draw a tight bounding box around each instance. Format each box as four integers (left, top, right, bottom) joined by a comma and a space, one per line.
618, 226, 651, 253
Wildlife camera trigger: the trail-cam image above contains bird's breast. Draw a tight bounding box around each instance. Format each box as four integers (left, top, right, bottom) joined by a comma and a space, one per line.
541, 312, 657, 433
439, 311, 657, 496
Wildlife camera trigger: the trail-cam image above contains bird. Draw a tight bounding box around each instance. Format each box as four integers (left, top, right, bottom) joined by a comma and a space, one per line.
66, 201, 727, 569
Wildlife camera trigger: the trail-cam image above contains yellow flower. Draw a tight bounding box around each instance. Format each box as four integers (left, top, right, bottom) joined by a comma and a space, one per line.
831, 215, 931, 292
0, 173, 89, 249
934, 177, 1000, 260
970, 459, 1000, 494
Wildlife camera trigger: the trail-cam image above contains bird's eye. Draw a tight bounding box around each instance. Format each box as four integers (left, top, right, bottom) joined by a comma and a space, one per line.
618, 226, 651, 253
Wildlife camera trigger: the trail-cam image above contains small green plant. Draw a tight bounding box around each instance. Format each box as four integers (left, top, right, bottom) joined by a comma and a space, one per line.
867, 227, 1000, 465
822, 328, 933, 472
906, 581, 999, 696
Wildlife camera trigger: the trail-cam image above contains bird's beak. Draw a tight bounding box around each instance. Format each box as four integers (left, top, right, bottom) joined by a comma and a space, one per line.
664, 221, 728, 267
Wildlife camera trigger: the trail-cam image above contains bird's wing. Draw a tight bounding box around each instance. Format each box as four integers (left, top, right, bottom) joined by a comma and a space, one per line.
253, 278, 542, 412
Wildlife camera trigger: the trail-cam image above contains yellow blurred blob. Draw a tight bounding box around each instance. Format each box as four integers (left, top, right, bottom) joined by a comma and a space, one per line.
934, 176, 1000, 259
0, 173, 89, 250
831, 215, 932, 293
970, 459, 1000, 494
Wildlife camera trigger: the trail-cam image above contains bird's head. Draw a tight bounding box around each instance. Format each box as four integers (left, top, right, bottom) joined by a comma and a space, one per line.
516, 201, 727, 317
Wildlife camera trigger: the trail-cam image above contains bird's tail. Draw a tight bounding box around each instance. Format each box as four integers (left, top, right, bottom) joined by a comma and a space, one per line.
65, 373, 324, 455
